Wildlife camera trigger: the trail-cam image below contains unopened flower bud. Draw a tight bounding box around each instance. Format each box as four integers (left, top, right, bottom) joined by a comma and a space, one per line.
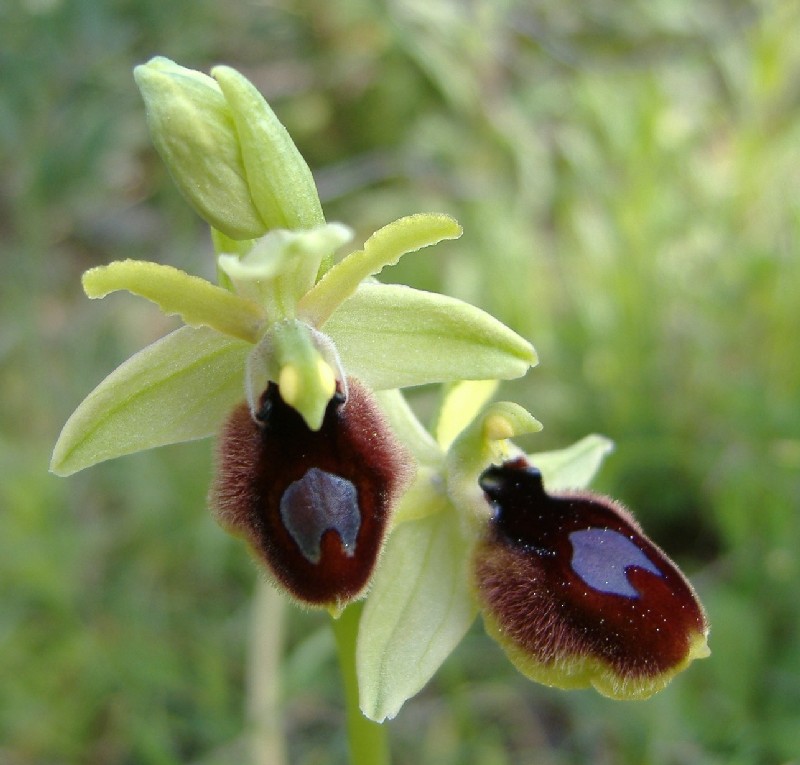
134, 58, 268, 240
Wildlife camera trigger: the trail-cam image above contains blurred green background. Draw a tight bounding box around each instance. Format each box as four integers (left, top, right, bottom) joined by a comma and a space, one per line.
2, 0, 799, 763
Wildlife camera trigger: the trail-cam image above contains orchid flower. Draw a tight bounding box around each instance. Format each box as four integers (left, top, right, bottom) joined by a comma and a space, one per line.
359, 381, 709, 721
50, 58, 709, 765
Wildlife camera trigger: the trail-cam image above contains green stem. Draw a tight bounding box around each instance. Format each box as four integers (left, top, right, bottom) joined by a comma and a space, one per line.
331, 602, 391, 765
246, 579, 288, 765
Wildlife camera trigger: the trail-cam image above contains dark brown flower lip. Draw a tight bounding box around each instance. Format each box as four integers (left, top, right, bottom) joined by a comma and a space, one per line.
211, 377, 412, 608
474, 458, 709, 699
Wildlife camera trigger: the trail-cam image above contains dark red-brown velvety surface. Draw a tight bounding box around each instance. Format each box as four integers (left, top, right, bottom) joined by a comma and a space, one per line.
475, 460, 707, 682
211, 378, 410, 606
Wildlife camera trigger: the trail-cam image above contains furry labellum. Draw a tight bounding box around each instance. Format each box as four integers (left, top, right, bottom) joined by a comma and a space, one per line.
212, 378, 410, 608
474, 458, 709, 700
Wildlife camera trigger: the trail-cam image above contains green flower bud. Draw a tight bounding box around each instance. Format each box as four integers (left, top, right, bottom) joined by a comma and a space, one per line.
212, 66, 325, 232
134, 57, 267, 240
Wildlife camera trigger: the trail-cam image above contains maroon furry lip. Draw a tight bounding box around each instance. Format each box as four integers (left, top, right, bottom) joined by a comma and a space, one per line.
211, 378, 411, 607
475, 459, 708, 691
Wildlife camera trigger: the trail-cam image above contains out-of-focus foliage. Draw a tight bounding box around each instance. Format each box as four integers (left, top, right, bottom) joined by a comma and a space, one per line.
2, 0, 799, 763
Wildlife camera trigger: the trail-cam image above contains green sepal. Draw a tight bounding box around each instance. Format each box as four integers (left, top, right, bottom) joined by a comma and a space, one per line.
357, 502, 478, 722
299, 213, 462, 327
134, 57, 266, 240
212, 65, 325, 233
323, 283, 537, 390
50, 327, 249, 476
529, 434, 615, 491
82, 260, 264, 343
373, 389, 442, 468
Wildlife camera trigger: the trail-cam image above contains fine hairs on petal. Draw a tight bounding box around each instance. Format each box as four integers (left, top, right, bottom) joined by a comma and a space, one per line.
210, 378, 414, 608
474, 459, 709, 700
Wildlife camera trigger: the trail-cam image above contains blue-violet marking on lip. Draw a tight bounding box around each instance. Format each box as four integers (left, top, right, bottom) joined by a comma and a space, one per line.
568, 528, 663, 598
280, 467, 361, 564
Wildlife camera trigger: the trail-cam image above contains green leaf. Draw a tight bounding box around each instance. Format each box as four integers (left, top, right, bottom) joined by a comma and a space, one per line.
323, 283, 537, 390
529, 434, 615, 491
83, 260, 264, 343
134, 58, 267, 240
212, 65, 325, 233
298, 213, 462, 327
357, 503, 478, 722
51, 327, 249, 476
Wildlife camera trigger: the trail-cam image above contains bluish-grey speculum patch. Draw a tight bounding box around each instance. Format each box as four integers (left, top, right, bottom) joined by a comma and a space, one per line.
569, 528, 663, 598
280, 467, 361, 564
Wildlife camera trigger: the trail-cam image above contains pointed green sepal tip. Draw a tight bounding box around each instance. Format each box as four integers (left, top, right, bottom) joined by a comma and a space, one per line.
323, 283, 537, 391
529, 434, 615, 492
211, 65, 325, 233
134, 57, 267, 240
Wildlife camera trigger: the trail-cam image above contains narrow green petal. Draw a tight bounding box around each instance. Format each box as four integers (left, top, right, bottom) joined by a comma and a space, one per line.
50, 327, 249, 476
82, 260, 264, 343
357, 504, 478, 722
529, 434, 615, 491
323, 283, 537, 390
434, 380, 499, 450
298, 213, 462, 327
212, 65, 324, 232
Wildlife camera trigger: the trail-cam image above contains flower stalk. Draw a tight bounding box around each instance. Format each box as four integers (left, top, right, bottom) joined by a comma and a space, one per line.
332, 604, 391, 765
